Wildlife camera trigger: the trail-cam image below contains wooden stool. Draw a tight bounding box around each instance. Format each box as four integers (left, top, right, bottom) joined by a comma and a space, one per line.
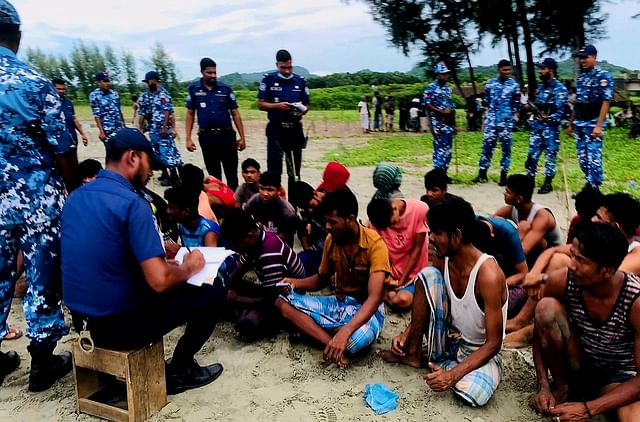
72, 338, 167, 422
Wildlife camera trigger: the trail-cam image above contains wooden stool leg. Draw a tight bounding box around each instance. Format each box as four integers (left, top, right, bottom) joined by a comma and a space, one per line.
126, 341, 167, 422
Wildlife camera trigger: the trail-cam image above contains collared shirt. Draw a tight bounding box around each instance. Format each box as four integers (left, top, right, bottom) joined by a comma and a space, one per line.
257, 71, 310, 122
575, 66, 613, 124
0, 46, 65, 226
55, 96, 78, 154
89, 87, 124, 135
423, 81, 454, 116
239, 230, 305, 287
319, 225, 391, 303
138, 86, 174, 135
185, 79, 238, 129
61, 170, 165, 317
484, 76, 521, 121
533, 79, 569, 125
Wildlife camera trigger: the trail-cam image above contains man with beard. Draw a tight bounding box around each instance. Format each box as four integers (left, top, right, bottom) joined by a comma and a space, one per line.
185, 58, 246, 190
276, 189, 389, 368
89, 71, 125, 144
524, 58, 568, 194
61, 128, 228, 395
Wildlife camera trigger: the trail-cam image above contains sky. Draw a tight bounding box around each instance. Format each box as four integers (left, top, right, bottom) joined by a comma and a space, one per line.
12, 0, 640, 79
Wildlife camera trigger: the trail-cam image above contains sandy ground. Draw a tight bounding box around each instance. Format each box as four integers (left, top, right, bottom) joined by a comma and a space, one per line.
0, 118, 594, 421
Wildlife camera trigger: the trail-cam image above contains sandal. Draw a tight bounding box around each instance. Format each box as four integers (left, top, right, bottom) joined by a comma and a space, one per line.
4, 327, 23, 341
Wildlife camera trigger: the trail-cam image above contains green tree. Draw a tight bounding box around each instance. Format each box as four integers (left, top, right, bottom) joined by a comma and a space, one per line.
104, 45, 121, 88
145, 42, 179, 97
121, 50, 139, 96
70, 41, 106, 99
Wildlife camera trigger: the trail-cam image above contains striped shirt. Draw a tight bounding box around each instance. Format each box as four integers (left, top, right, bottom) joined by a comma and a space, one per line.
179, 217, 221, 248
564, 272, 640, 377
239, 230, 305, 287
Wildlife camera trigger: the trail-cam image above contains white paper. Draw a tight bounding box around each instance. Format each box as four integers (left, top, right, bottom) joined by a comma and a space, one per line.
175, 247, 235, 287
290, 102, 308, 113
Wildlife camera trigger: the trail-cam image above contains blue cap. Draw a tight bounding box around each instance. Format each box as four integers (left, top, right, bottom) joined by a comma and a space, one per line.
535, 58, 558, 70
433, 62, 451, 74
142, 70, 160, 82
0, 0, 20, 26
574, 45, 597, 58
107, 128, 163, 170
95, 71, 110, 81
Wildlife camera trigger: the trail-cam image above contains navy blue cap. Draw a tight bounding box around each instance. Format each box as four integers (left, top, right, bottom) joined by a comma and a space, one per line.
574, 45, 597, 58
142, 70, 160, 82
0, 0, 20, 26
95, 71, 110, 81
535, 58, 558, 70
107, 128, 163, 170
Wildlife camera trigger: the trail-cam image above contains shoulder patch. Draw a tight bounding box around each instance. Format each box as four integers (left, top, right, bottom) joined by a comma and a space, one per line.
600, 79, 608, 87
259, 82, 266, 91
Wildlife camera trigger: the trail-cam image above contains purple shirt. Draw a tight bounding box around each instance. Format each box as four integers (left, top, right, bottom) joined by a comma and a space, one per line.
239, 230, 305, 286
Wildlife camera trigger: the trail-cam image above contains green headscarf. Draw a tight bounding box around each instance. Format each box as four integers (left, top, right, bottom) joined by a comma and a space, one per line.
372, 162, 404, 200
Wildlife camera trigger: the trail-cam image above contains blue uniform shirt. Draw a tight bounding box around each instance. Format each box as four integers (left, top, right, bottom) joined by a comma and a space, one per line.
138, 86, 174, 135
484, 76, 521, 122
89, 87, 124, 135
533, 79, 569, 125
61, 170, 166, 317
575, 66, 613, 124
423, 81, 454, 112
55, 96, 78, 154
185, 79, 238, 129
257, 72, 310, 122
0, 46, 65, 226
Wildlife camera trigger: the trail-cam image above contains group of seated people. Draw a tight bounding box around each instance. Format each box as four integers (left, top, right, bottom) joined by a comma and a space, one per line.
18, 127, 640, 419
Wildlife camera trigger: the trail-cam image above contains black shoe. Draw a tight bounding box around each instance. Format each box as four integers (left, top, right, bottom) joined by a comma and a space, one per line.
166, 359, 223, 395
0, 350, 20, 386
472, 169, 488, 184
538, 176, 554, 194
498, 171, 508, 186
28, 349, 72, 392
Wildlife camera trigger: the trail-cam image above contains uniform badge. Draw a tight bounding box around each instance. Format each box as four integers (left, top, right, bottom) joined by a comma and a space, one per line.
274, 82, 279, 87
259, 82, 266, 91
600, 79, 608, 87
200, 102, 206, 108
230, 93, 236, 101
295, 85, 299, 89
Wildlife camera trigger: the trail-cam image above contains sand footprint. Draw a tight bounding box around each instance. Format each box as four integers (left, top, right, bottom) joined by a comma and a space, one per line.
315, 407, 337, 422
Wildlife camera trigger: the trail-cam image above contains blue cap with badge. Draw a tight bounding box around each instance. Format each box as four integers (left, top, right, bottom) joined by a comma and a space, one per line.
0, 0, 20, 26
95, 71, 110, 81
107, 128, 164, 170
573, 45, 597, 58
433, 62, 451, 74
535, 58, 558, 70
142, 70, 160, 82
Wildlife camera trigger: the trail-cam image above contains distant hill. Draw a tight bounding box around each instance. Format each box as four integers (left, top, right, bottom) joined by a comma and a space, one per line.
219, 66, 311, 88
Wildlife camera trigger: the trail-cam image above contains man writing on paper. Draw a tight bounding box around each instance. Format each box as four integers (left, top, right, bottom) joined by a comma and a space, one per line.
61, 128, 228, 395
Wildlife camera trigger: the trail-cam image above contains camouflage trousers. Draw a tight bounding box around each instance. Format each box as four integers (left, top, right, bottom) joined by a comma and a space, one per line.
150, 131, 184, 168
0, 217, 68, 345
430, 118, 454, 171
479, 121, 514, 172
574, 122, 604, 188
525, 122, 560, 178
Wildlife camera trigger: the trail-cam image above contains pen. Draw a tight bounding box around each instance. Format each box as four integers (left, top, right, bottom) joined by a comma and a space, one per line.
179, 235, 191, 253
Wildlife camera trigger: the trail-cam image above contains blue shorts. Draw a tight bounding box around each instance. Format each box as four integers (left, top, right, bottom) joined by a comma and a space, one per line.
282, 292, 384, 354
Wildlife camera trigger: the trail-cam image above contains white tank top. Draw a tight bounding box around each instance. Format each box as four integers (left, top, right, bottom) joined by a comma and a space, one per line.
510, 203, 563, 247
629, 241, 640, 253
444, 253, 508, 346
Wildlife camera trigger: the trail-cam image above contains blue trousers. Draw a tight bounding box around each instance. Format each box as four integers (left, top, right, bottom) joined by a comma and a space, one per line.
525, 121, 560, 178
430, 118, 454, 170
573, 122, 604, 187
479, 121, 514, 172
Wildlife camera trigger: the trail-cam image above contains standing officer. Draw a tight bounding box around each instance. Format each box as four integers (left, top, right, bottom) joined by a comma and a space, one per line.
139, 70, 183, 187
0, 0, 71, 391
568, 45, 613, 189
257, 49, 310, 194
89, 71, 125, 145
524, 58, 569, 194
473, 59, 520, 186
185, 58, 246, 190
423, 62, 455, 180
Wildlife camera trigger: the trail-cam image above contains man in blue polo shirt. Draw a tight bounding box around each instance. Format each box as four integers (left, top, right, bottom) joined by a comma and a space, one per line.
257, 49, 310, 194
61, 128, 228, 394
185, 57, 246, 190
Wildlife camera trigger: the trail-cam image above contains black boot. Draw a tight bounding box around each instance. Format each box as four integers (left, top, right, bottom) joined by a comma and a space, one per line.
472, 169, 488, 183
498, 170, 508, 186
27, 343, 72, 392
166, 358, 223, 395
538, 176, 553, 194
0, 350, 20, 386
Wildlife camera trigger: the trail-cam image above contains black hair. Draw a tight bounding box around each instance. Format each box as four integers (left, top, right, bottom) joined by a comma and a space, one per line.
105, 148, 130, 164
276, 49, 292, 62
506, 174, 534, 202
181, 164, 205, 191
321, 189, 359, 219
575, 222, 628, 270
76, 159, 102, 181
574, 185, 603, 218
259, 171, 281, 188
220, 208, 259, 247
241, 158, 260, 172
200, 57, 216, 71
289, 181, 315, 210
0, 26, 20, 45
498, 59, 512, 69
428, 196, 476, 244
164, 185, 199, 217
367, 198, 393, 230
51, 78, 65, 86
424, 168, 448, 191
602, 193, 640, 237
132, 95, 139, 102
472, 217, 493, 253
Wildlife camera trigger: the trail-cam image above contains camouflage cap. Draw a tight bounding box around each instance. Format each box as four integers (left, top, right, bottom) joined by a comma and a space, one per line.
0, 0, 20, 26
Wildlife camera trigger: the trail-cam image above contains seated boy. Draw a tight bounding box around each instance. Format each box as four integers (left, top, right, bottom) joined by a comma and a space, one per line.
180, 164, 218, 222
235, 158, 261, 207
165, 185, 221, 247
420, 167, 457, 206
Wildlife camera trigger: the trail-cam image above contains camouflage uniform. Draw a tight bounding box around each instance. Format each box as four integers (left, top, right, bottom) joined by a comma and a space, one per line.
89, 86, 124, 141
479, 77, 520, 172
525, 79, 569, 178
424, 80, 455, 171
138, 87, 182, 168
573, 66, 613, 188
0, 45, 68, 344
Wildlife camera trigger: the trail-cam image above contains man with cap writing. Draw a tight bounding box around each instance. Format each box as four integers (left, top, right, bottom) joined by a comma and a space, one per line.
524, 58, 569, 194
424, 62, 456, 181
89, 71, 125, 144
185, 58, 246, 191
568, 45, 613, 189
139, 70, 183, 187
258, 49, 310, 194
62, 127, 228, 394
0, 0, 72, 391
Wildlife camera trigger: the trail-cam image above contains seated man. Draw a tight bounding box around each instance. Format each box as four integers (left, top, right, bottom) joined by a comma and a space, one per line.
234, 158, 262, 207
528, 222, 640, 421
420, 167, 456, 206
244, 171, 297, 246
180, 164, 218, 222
493, 174, 562, 266
276, 189, 390, 368
367, 197, 429, 311
221, 209, 305, 341
61, 128, 227, 395
165, 185, 220, 247
379, 196, 507, 407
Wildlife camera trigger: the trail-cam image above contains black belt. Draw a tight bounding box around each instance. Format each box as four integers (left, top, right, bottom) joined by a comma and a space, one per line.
272, 121, 300, 129
574, 102, 602, 121
198, 127, 232, 135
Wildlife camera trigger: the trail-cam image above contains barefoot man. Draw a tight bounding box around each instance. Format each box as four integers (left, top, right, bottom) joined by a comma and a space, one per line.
276, 189, 389, 367
379, 196, 507, 407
